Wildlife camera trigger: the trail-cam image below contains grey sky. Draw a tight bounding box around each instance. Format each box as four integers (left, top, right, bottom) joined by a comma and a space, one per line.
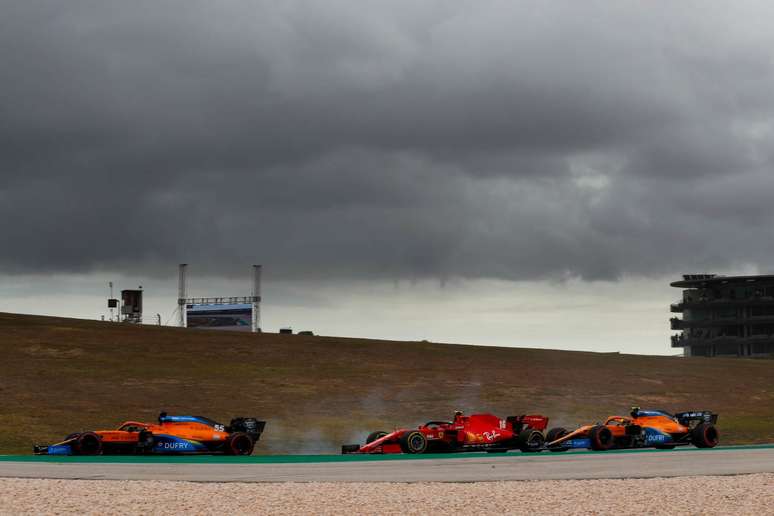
2, 2, 774, 352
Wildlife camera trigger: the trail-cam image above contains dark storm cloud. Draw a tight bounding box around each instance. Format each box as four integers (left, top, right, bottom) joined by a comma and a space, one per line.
2, 1, 774, 280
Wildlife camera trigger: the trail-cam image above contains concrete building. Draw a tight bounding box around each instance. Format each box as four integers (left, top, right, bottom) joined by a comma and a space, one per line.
671, 274, 774, 357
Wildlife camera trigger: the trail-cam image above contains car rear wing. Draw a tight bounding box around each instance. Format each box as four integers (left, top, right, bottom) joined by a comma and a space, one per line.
675, 411, 718, 425
506, 414, 549, 432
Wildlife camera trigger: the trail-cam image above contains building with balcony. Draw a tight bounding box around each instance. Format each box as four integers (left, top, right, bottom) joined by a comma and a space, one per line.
671, 274, 774, 357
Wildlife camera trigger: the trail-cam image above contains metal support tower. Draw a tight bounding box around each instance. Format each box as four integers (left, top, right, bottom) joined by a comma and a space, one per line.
109, 281, 114, 322
178, 263, 188, 327
252, 264, 262, 333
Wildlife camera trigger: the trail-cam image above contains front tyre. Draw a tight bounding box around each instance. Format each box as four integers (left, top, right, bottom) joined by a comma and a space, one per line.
75, 432, 103, 455
691, 423, 719, 448
589, 425, 614, 451
399, 431, 428, 454
227, 432, 255, 455
545, 427, 569, 452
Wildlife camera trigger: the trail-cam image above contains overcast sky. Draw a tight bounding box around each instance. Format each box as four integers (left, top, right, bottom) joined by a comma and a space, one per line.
2, 1, 774, 354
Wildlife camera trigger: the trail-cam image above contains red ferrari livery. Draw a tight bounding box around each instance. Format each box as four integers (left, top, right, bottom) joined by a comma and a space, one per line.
342, 411, 549, 454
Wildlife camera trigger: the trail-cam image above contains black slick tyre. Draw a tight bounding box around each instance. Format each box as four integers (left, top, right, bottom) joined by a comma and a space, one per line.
517, 429, 544, 452
75, 432, 103, 455
227, 432, 254, 455
545, 427, 569, 452
366, 431, 388, 444
691, 423, 719, 448
589, 425, 614, 451
399, 431, 428, 454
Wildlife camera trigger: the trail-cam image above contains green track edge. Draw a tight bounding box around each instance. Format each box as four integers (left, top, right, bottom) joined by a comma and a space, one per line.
1, 444, 773, 464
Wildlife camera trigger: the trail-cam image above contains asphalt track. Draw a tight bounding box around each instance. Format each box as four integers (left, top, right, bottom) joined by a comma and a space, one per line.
1, 445, 772, 483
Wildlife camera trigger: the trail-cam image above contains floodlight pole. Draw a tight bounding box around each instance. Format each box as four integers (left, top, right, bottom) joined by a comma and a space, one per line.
252, 265, 262, 333
178, 264, 188, 328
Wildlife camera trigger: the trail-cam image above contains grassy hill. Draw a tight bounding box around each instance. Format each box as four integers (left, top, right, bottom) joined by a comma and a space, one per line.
1, 312, 772, 454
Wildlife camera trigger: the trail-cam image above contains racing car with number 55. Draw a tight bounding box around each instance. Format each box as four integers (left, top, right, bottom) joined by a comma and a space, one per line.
545, 407, 719, 452
33, 412, 266, 456
342, 411, 549, 454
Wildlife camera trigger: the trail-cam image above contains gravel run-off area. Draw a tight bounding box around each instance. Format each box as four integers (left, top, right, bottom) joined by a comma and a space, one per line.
0, 474, 772, 515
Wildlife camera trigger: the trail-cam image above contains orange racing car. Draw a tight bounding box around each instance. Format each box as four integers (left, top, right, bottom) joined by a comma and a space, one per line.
545, 407, 718, 451
33, 412, 266, 455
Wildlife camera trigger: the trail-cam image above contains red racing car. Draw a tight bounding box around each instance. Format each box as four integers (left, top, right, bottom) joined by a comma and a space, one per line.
342, 411, 549, 454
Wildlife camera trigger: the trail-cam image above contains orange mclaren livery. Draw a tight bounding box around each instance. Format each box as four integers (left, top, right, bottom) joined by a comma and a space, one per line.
33, 412, 266, 456
545, 407, 719, 451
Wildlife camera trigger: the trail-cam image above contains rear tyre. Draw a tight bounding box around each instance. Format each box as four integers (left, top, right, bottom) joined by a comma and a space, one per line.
546, 427, 569, 452
589, 425, 614, 451
399, 431, 428, 454
517, 429, 544, 452
366, 431, 388, 444
75, 432, 103, 455
227, 432, 255, 455
691, 423, 719, 448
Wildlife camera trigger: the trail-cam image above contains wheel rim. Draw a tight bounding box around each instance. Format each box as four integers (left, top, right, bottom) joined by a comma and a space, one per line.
409, 433, 425, 451
232, 435, 252, 455
596, 428, 612, 448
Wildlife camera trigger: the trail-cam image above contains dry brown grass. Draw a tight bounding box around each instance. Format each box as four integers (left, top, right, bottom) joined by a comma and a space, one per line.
1, 312, 772, 454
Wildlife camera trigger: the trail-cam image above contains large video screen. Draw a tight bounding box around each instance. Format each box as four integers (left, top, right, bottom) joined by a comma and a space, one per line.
186, 303, 252, 332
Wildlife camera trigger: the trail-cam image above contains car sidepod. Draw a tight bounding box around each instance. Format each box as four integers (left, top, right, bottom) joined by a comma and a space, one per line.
151, 434, 209, 453
642, 427, 674, 447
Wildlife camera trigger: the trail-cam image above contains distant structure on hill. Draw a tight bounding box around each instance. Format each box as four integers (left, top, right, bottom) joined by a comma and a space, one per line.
121, 289, 143, 324
104, 282, 143, 324
671, 274, 774, 357
177, 264, 262, 333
